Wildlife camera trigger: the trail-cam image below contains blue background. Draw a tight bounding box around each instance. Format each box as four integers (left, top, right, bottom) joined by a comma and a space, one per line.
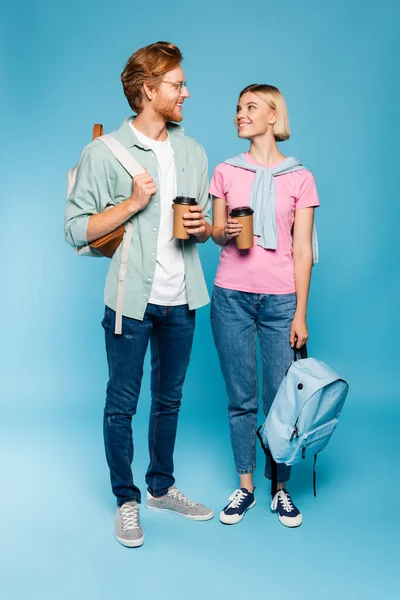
1, 0, 399, 598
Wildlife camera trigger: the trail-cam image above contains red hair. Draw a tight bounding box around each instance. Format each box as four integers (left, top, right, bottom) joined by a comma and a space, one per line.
121, 41, 183, 113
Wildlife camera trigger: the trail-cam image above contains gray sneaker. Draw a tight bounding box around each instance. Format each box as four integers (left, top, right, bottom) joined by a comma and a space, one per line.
146, 486, 214, 521
115, 501, 144, 547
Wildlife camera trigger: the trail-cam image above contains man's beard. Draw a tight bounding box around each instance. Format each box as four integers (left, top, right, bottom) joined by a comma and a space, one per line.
154, 96, 183, 123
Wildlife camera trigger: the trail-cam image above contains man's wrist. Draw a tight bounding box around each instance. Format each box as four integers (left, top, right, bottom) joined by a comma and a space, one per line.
194, 232, 206, 243
126, 197, 140, 217
194, 222, 211, 243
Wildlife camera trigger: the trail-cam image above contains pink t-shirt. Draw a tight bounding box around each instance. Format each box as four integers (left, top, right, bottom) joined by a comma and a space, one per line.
209, 153, 320, 294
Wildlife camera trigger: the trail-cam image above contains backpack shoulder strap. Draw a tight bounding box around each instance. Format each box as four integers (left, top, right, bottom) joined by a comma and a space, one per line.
98, 134, 146, 178
313, 454, 318, 497
96, 133, 145, 335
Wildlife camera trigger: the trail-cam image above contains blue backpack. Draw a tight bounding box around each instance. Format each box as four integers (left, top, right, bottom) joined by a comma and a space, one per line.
257, 347, 349, 495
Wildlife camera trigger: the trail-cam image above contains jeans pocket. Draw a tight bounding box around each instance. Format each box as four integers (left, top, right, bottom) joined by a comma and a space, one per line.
102, 306, 115, 330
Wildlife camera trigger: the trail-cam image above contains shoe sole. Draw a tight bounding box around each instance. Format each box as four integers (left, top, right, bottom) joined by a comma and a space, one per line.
277, 514, 303, 528
270, 509, 303, 528
115, 533, 145, 547
146, 504, 214, 521
219, 499, 256, 525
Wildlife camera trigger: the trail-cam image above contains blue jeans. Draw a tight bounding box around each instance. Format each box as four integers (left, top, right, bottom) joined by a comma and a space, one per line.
102, 304, 195, 506
211, 286, 297, 483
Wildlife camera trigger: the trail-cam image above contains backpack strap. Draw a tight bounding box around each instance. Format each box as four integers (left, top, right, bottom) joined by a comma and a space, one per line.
98, 134, 146, 335
313, 454, 318, 497
293, 344, 308, 361
99, 134, 145, 178
93, 124, 104, 139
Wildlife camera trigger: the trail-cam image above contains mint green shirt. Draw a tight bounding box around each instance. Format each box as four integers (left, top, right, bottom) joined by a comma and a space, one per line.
65, 117, 211, 320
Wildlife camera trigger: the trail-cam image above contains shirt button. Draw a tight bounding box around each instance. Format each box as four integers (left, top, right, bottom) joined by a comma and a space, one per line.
153, 228, 157, 232
152, 253, 155, 257
155, 203, 159, 207
148, 278, 152, 282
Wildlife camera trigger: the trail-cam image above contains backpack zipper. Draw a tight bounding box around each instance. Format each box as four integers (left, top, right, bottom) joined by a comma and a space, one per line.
289, 377, 345, 439
290, 425, 299, 441
285, 361, 294, 377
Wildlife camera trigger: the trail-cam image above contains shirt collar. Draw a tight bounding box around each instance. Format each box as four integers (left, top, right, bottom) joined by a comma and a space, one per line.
114, 116, 185, 150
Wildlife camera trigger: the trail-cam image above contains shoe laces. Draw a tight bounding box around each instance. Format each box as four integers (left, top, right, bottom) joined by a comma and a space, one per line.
272, 490, 294, 513
168, 488, 197, 507
120, 503, 140, 531
227, 489, 248, 509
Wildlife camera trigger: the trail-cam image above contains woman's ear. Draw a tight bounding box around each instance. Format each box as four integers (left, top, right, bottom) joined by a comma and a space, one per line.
269, 110, 277, 126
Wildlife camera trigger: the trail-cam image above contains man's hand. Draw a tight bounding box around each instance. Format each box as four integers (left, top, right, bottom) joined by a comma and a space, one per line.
128, 171, 158, 213
183, 205, 207, 239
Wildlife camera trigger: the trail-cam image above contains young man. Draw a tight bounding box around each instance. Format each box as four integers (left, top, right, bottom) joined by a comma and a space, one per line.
65, 42, 213, 547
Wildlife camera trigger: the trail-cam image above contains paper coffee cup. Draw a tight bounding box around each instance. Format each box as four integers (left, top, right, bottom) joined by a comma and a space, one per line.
230, 206, 254, 250
173, 197, 197, 239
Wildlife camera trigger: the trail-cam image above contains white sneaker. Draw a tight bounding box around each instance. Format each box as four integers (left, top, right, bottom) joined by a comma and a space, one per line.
146, 487, 214, 521
219, 488, 256, 525
271, 489, 303, 528
115, 501, 144, 547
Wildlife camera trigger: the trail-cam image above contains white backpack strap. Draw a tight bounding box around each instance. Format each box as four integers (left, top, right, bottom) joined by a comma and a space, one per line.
98, 134, 146, 334
99, 134, 145, 178
113, 220, 133, 335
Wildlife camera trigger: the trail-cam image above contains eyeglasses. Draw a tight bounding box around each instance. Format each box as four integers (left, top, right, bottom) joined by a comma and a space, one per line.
161, 80, 188, 91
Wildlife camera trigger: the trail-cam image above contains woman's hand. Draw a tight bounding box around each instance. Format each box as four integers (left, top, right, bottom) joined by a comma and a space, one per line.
290, 312, 308, 349
223, 218, 242, 240
211, 196, 242, 246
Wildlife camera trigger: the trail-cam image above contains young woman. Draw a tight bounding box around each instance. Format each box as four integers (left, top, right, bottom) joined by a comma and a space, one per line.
210, 84, 320, 528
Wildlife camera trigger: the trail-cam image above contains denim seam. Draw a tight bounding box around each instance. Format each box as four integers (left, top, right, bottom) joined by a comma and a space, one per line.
251, 322, 257, 470
149, 327, 161, 494
127, 422, 134, 490
264, 471, 290, 483
236, 468, 256, 475
118, 495, 141, 507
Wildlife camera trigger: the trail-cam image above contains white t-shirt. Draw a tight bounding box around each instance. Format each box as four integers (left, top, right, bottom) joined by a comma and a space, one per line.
131, 124, 187, 306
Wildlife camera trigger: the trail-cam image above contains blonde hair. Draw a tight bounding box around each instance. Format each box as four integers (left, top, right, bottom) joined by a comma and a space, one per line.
121, 42, 183, 113
239, 84, 290, 141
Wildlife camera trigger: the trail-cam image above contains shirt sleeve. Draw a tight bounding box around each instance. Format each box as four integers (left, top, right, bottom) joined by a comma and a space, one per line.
295, 170, 320, 210
65, 145, 114, 247
209, 164, 227, 200
196, 144, 211, 225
